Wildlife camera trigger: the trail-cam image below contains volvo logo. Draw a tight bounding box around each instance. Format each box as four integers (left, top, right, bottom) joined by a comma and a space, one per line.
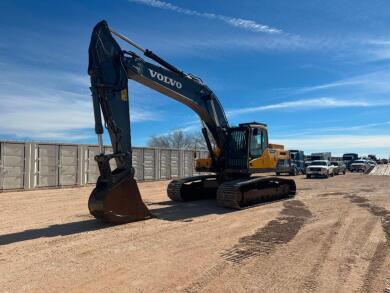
148, 69, 182, 89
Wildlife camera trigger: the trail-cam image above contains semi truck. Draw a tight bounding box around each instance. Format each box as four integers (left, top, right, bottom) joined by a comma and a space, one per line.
276, 150, 305, 176
342, 153, 358, 170
311, 152, 331, 161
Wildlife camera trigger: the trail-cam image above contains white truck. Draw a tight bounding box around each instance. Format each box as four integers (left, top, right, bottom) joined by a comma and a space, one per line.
306, 160, 335, 178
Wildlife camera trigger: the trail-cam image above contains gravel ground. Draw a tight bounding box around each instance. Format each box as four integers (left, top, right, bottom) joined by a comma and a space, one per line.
1, 173, 389, 292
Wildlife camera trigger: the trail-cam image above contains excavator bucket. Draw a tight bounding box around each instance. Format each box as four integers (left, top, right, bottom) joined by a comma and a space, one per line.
88, 177, 151, 224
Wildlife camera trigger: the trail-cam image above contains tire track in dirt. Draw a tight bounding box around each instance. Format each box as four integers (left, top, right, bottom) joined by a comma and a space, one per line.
361, 241, 389, 292
333, 217, 378, 292
182, 262, 229, 293
301, 220, 342, 291
344, 195, 390, 292
317, 192, 350, 198
221, 200, 312, 263
182, 200, 312, 292
345, 195, 390, 240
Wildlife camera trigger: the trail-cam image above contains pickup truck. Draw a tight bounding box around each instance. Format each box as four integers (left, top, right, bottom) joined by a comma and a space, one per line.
306, 160, 334, 178
330, 161, 346, 175
350, 160, 370, 172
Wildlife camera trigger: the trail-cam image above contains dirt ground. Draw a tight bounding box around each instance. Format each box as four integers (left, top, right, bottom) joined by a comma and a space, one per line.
1, 173, 390, 293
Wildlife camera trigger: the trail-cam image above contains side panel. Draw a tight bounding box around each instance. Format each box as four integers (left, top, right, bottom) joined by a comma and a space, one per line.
170, 150, 180, 178
159, 149, 170, 179
86, 146, 100, 184
183, 150, 193, 177
132, 148, 144, 181
59, 145, 78, 186
249, 148, 282, 170
143, 149, 155, 180
37, 144, 58, 187
0, 142, 25, 190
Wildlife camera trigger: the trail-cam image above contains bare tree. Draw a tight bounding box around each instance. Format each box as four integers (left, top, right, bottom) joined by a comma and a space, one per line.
147, 129, 207, 150
147, 135, 171, 149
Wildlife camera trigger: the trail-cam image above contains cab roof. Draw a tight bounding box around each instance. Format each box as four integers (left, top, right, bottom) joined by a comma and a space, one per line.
239, 122, 268, 128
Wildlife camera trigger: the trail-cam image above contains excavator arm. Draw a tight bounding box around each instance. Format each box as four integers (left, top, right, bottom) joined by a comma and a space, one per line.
87, 20, 229, 223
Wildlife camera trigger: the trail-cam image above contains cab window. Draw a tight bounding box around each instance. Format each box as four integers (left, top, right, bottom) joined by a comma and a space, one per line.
249, 128, 267, 158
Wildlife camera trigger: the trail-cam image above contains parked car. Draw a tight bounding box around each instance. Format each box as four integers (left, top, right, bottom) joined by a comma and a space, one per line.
330, 161, 346, 175
350, 160, 370, 172
306, 160, 334, 178
381, 159, 389, 164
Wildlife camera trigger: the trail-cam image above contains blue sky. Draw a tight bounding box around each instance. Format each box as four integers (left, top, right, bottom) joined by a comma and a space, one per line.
0, 0, 390, 157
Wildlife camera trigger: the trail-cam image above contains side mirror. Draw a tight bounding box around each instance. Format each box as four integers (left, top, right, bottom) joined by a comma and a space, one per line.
193, 152, 197, 159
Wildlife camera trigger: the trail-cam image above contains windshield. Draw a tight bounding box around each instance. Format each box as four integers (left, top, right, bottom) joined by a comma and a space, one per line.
331, 162, 338, 166
310, 161, 327, 166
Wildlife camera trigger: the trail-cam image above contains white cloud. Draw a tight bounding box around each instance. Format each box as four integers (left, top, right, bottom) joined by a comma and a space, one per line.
308, 121, 390, 133
273, 134, 390, 157
361, 39, 390, 61
226, 97, 390, 116
274, 121, 390, 138
128, 0, 282, 34
0, 66, 159, 141
290, 69, 390, 95
0, 93, 158, 140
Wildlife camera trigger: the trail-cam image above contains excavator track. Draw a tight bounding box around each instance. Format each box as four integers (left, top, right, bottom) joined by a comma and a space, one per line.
167, 174, 218, 201
217, 176, 296, 209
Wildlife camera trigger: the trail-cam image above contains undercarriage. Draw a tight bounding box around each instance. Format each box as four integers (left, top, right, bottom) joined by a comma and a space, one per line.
168, 174, 296, 209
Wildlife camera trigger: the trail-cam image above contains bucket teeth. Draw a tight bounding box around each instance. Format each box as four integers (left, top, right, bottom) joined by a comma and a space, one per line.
88, 177, 151, 224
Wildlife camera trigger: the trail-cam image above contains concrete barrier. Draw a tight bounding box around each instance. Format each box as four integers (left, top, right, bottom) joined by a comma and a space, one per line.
0, 140, 208, 191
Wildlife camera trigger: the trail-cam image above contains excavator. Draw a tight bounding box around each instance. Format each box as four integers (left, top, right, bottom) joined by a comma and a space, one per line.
87, 20, 296, 224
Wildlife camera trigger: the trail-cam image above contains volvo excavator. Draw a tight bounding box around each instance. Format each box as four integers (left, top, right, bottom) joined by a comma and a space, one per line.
88, 20, 296, 224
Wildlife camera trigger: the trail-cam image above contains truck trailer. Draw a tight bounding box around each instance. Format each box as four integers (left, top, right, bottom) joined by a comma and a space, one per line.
311, 152, 331, 161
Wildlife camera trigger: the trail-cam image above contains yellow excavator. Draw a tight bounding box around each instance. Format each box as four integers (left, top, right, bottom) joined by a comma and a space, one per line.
87, 21, 296, 224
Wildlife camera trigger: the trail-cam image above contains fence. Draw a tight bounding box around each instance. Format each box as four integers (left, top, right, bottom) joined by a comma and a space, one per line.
0, 141, 209, 191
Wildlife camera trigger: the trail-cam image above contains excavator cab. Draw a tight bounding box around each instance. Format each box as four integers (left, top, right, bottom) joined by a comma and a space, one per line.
197, 122, 280, 173
221, 123, 265, 171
